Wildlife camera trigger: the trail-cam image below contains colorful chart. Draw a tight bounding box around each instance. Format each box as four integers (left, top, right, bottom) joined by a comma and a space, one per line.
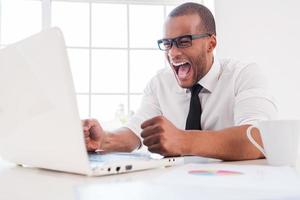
188, 169, 243, 176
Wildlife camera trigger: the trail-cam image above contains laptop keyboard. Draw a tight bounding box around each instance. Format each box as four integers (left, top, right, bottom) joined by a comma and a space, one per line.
88, 152, 152, 164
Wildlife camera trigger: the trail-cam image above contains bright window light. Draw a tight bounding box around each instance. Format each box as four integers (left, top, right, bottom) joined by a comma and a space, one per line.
0, 0, 210, 125
1, 0, 41, 44
92, 3, 127, 48
51, 1, 89, 47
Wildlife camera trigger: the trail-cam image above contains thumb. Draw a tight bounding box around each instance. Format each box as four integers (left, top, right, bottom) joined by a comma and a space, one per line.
90, 123, 104, 140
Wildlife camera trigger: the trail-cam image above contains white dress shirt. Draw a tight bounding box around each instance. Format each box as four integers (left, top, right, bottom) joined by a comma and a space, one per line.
125, 58, 277, 137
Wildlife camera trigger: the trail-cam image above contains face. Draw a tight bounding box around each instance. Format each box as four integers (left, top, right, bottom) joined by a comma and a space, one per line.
163, 14, 216, 88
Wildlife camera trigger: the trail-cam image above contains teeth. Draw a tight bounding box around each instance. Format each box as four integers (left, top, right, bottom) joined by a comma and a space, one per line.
172, 61, 189, 66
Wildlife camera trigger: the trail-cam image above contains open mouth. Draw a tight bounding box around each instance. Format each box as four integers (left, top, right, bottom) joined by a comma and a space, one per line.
172, 61, 191, 79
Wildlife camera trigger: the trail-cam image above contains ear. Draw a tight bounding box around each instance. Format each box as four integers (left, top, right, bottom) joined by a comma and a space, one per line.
207, 35, 217, 53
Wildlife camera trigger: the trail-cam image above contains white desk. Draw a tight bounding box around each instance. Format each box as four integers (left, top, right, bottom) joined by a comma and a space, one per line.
0, 158, 299, 200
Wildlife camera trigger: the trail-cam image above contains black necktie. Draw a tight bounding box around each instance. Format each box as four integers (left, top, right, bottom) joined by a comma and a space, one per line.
185, 84, 203, 130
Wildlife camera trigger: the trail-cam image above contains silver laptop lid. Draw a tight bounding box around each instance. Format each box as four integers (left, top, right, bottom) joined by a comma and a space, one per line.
0, 27, 91, 175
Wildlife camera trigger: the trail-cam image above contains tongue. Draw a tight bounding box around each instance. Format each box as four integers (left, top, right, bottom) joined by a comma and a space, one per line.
178, 64, 190, 79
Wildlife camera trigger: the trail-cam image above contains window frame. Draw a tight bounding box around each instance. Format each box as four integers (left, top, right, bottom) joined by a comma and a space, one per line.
0, 0, 210, 123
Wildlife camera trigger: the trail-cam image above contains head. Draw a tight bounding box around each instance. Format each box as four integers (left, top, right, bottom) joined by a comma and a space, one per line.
159, 2, 217, 88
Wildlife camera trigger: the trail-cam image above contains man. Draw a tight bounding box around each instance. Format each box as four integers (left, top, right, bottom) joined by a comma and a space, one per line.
83, 2, 277, 161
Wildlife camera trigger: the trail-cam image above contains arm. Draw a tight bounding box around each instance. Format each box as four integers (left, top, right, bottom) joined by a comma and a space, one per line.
82, 75, 163, 153
141, 63, 275, 160
141, 116, 263, 161
82, 119, 141, 152
184, 125, 263, 160
101, 128, 141, 152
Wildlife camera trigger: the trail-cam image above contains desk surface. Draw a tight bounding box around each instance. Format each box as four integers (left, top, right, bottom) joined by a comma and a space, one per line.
0, 158, 299, 200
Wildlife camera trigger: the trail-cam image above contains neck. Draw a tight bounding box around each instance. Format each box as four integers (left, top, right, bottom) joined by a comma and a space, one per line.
200, 55, 214, 80
207, 55, 214, 71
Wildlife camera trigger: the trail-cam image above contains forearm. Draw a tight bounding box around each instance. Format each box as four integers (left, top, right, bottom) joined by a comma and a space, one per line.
184, 125, 264, 161
101, 127, 141, 152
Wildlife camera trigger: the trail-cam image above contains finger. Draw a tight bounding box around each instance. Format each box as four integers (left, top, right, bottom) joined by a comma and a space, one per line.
141, 124, 162, 138
82, 119, 102, 140
90, 126, 102, 140
147, 144, 163, 155
143, 134, 160, 147
83, 130, 90, 137
88, 119, 104, 140
147, 144, 175, 157
85, 138, 99, 152
82, 119, 93, 131
84, 137, 92, 151
83, 118, 99, 128
82, 120, 93, 137
141, 116, 163, 129
83, 126, 90, 132
84, 136, 91, 144
87, 143, 97, 152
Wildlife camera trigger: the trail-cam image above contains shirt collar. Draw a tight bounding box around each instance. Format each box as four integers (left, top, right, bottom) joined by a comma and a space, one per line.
198, 58, 221, 93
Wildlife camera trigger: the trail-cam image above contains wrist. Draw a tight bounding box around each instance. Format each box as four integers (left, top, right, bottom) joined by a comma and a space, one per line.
98, 131, 108, 150
180, 130, 193, 156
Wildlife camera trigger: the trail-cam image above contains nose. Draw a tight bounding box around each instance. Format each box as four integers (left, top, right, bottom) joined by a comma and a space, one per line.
167, 44, 183, 60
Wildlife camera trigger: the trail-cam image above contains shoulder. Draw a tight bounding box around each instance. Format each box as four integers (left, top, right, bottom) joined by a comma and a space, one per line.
217, 58, 269, 93
145, 67, 182, 94
218, 58, 265, 85
156, 67, 174, 79
219, 58, 259, 76
147, 67, 176, 87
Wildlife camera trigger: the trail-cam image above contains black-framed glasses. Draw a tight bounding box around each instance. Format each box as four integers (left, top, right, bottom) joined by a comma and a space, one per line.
157, 33, 211, 51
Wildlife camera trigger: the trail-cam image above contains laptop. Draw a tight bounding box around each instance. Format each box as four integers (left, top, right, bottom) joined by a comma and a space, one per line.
0, 27, 184, 176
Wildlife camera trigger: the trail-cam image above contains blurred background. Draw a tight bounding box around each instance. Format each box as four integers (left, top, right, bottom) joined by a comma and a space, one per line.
215, 0, 300, 120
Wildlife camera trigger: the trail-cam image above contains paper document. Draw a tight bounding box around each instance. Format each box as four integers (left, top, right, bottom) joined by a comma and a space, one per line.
75, 164, 300, 200
151, 163, 300, 200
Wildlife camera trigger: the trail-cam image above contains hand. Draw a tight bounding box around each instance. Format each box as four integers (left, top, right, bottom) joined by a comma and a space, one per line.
140, 116, 186, 156
82, 118, 106, 152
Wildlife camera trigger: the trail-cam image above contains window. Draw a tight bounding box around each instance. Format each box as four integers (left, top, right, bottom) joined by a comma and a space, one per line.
0, 0, 213, 129
0, 0, 42, 45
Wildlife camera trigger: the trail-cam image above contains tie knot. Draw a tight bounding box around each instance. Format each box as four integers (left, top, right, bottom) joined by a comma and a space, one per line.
190, 84, 202, 96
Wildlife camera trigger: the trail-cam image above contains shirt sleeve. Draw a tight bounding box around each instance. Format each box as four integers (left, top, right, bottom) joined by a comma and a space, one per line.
234, 63, 278, 125
125, 76, 162, 141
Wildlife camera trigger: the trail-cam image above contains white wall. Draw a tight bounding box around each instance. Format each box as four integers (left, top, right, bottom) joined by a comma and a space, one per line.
215, 0, 300, 119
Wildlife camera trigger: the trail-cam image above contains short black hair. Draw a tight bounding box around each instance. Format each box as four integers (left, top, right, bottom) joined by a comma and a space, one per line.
169, 2, 216, 35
